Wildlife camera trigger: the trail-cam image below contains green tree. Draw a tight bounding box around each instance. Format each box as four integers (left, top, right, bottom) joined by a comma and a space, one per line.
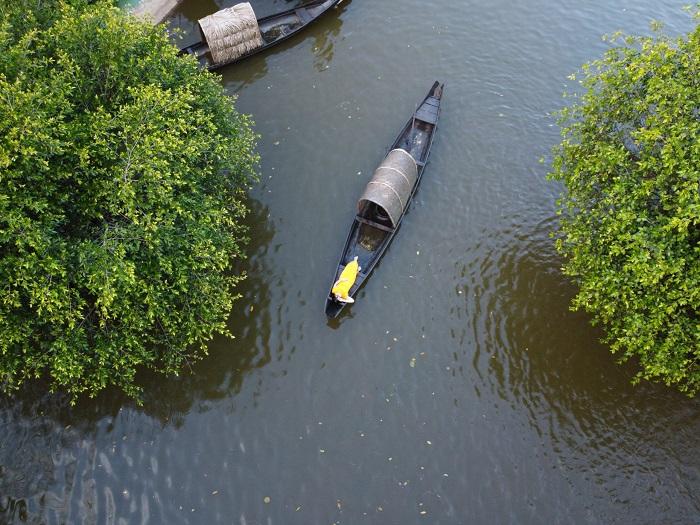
550, 19, 700, 395
0, 1, 258, 399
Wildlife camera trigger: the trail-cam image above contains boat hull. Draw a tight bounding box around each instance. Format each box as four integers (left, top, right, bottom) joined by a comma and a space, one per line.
325, 82, 444, 318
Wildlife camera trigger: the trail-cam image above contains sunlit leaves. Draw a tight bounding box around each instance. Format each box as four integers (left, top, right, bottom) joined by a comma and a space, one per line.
550, 19, 700, 396
0, 1, 258, 400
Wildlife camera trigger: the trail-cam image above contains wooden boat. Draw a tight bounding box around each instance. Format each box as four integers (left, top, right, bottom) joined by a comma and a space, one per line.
325, 81, 444, 318
179, 0, 344, 70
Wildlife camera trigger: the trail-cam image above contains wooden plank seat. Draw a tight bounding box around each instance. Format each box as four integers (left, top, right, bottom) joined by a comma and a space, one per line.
355, 215, 394, 232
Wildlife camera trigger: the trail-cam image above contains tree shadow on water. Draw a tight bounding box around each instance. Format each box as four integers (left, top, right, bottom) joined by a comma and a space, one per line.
132, 197, 277, 422
450, 215, 700, 522
0, 198, 276, 524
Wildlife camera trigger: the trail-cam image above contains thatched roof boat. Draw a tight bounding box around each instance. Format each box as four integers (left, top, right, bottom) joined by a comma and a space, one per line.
180, 0, 344, 70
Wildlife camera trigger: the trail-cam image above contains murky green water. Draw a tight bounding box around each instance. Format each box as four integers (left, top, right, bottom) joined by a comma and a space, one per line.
2, 0, 699, 523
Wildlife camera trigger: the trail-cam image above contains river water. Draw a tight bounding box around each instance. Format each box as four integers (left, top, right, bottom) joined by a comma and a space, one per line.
2, 0, 699, 523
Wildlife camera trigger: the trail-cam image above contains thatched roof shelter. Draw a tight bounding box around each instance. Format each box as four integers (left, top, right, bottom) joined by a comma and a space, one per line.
358, 149, 418, 228
199, 2, 264, 65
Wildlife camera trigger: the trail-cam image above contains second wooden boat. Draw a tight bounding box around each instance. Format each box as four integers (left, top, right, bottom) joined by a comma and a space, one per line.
179, 0, 343, 70
325, 81, 444, 318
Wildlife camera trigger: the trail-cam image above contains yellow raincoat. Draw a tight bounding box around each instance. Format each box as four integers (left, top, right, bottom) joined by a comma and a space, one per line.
332, 256, 360, 301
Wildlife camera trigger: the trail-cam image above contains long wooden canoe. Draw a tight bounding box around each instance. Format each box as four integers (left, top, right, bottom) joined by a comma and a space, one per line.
325, 81, 444, 318
179, 0, 344, 70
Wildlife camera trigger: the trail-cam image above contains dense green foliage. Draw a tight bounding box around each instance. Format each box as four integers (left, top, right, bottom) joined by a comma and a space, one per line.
0, 1, 258, 399
550, 21, 700, 395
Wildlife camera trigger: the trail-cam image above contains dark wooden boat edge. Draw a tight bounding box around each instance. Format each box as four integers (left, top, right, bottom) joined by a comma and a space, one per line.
179, 0, 344, 70
324, 81, 444, 319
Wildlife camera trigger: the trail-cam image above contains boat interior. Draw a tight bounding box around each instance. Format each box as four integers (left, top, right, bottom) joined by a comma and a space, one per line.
344, 110, 438, 271
259, 0, 334, 44
259, 14, 303, 43
397, 119, 433, 164
351, 203, 393, 270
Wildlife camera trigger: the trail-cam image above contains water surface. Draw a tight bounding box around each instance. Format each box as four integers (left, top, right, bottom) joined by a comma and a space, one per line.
2, 0, 699, 523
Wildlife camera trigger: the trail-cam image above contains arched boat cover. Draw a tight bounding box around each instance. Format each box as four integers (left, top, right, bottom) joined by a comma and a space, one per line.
358, 149, 418, 228
199, 2, 264, 65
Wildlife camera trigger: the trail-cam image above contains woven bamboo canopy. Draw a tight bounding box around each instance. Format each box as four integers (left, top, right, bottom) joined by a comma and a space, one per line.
358, 149, 418, 228
199, 2, 264, 65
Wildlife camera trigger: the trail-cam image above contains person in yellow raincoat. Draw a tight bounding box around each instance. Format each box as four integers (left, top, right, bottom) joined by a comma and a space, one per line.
332, 256, 360, 303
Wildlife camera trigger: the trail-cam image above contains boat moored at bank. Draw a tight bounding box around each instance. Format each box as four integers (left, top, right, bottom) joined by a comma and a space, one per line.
179, 0, 344, 70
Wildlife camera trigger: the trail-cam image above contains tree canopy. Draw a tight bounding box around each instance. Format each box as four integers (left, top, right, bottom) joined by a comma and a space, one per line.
550, 20, 700, 395
0, 1, 258, 399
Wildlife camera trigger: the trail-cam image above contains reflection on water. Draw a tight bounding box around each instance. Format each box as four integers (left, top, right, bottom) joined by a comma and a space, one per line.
128, 199, 278, 422
0, 200, 276, 524
310, 2, 345, 71
449, 215, 700, 520
220, 1, 347, 90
